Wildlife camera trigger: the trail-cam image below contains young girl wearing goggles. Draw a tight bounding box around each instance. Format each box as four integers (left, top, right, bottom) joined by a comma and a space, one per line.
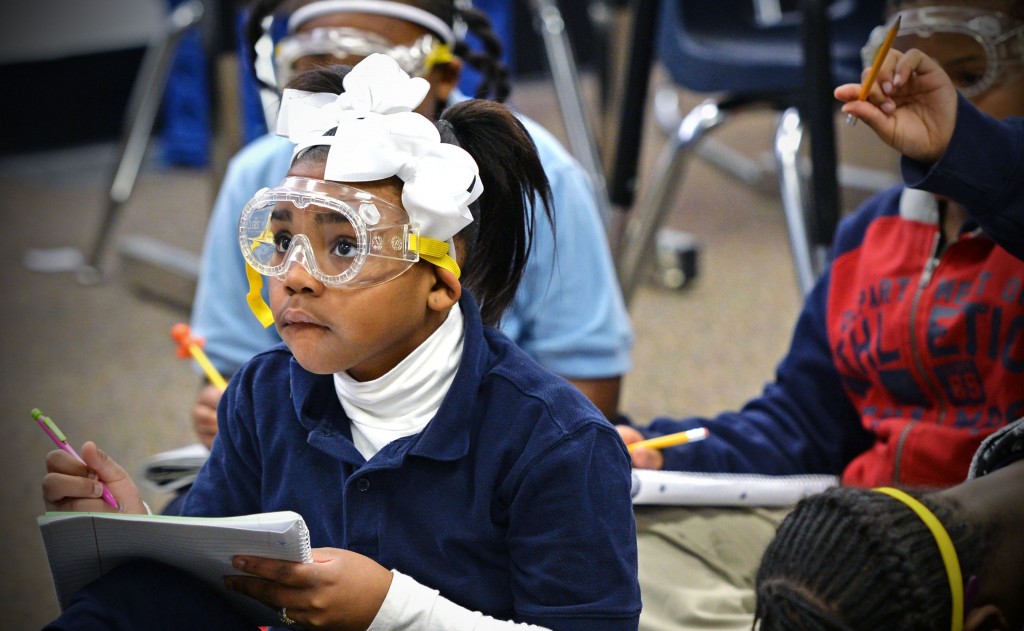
184, 2, 631, 465
41, 55, 641, 631
617, 1, 1024, 628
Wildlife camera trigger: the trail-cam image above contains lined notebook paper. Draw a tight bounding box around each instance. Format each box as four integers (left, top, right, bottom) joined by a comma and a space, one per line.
37, 510, 311, 625
631, 470, 839, 506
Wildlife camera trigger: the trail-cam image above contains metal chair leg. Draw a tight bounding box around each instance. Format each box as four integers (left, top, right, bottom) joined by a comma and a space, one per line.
527, 0, 613, 232
616, 99, 726, 306
77, 0, 205, 285
20, 1, 205, 284
774, 106, 817, 296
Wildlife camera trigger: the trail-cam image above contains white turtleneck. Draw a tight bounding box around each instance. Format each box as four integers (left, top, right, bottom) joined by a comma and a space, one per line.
333, 305, 464, 461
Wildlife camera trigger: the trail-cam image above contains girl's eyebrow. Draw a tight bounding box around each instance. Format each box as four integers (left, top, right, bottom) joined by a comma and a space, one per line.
316, 211, 348, 225
941, 53, 986, 67
269, 207, 350, 226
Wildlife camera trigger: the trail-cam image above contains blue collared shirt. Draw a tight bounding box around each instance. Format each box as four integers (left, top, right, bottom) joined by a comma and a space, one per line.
184, 294, 641, 630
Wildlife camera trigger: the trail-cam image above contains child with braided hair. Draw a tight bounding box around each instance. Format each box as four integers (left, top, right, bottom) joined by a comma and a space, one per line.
184, 0, 630, 462
40, 56, 641, 630
616, 0, 1024, 628
754, 419, 1024, 630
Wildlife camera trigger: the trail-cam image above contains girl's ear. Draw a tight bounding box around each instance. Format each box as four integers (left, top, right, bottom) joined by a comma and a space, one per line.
427, 58, 463, 104
428, 267, 461, 312
964, 604, 1009, 631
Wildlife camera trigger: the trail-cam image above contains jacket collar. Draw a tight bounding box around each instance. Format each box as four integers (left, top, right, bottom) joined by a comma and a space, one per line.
288, 291, 487, 467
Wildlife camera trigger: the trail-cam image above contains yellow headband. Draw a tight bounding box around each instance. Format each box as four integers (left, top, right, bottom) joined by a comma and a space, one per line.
873, 487, 963, 631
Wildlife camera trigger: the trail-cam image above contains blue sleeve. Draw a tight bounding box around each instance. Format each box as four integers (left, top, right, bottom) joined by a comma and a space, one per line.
189, 136, 291, 374
901, 94, 1024, 261
500, 117, 633, 379
510, 423, 641, 629
182, 365, 264, 517
638, 270, 873, 475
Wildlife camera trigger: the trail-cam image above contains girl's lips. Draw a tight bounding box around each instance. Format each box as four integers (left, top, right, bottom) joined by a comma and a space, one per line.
282, 310, 326, 327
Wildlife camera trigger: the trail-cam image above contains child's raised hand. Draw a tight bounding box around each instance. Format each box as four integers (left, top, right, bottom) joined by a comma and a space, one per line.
226, 547, 393, 630
834, 48, 958, 165
42, 441, 146, 514
192, 383, 222, 450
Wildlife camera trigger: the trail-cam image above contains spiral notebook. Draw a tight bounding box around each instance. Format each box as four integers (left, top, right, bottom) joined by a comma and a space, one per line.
37, 510, 311, 625
631, 469, 839, 506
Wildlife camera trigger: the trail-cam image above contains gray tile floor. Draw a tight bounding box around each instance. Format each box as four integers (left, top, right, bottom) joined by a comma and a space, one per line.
1, 65, 898, 629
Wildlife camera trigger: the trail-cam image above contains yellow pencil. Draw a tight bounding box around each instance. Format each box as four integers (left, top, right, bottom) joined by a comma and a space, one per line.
847, 14, 902, 126
627, 427, 709, 452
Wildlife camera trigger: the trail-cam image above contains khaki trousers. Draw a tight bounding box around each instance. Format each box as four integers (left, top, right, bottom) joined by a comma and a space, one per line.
634, 506, 792, 631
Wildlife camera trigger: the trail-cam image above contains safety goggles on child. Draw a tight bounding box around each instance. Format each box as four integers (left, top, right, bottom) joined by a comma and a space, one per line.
274, 0, 457, 89
862, 7, 1024, 98
274, 27, 453, 87
240, 176, 452, 288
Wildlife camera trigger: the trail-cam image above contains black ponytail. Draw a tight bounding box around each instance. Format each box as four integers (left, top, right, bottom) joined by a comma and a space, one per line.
438, 99, 553, 326
754, 486, 988, 631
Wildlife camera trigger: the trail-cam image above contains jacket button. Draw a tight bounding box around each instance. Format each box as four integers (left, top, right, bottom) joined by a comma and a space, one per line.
356, 477, 370, 492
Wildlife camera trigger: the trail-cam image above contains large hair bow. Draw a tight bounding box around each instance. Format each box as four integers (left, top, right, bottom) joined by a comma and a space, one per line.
275, 53, 481, 242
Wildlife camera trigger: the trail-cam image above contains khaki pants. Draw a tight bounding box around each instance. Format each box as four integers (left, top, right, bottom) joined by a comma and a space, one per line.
634, 506, 792, 631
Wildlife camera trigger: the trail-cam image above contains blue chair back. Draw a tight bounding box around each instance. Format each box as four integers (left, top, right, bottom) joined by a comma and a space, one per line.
656, 0, 884, 95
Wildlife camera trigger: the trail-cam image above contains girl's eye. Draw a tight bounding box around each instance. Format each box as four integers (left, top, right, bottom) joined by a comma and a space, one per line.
942, 58, 987, 92
331, 238, 358, 258
273, 232, 292, 253
950, 70, 985, 91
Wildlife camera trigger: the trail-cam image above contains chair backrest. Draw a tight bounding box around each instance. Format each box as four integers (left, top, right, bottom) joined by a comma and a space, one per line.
657, 0, 884, 95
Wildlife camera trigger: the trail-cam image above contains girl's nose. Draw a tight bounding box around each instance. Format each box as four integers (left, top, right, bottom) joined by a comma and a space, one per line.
281, 257, 324, 295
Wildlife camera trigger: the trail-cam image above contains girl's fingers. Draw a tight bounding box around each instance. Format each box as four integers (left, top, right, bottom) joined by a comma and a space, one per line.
45, 449, 87, 475
42, 472, 111, 508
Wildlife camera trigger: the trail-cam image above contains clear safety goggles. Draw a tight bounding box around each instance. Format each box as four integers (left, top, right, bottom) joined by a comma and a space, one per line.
862, 7, 1024, 98
239, 176, 426, 288
274, 27, 451, 88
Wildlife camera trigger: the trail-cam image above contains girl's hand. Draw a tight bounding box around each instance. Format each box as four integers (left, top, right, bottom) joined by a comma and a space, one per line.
226, 548, 393, 630
616, 425, 664, 470
834, 48, 958, 164
193, 383, 222, 450
42, 441, 147, 514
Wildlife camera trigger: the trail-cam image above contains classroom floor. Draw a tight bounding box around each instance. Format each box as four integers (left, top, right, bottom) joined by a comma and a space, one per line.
0, 57, 898, 628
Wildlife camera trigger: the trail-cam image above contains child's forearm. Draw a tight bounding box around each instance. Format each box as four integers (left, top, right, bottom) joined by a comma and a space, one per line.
368, 570, 551, 631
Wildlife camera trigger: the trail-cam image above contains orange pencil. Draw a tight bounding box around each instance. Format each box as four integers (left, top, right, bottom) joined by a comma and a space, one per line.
171, 323, 228, 391
846, 14, 902, 126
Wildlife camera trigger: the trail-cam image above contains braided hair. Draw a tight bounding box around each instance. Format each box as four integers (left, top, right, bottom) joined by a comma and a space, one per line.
753, 487, 988, 630
244, 0, 511, 101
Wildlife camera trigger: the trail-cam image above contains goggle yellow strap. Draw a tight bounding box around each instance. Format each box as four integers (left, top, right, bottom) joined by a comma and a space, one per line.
245, 262, 276, 328
874, 487, 963, 631
424, 43, 454, 70
410, 234, 461, 279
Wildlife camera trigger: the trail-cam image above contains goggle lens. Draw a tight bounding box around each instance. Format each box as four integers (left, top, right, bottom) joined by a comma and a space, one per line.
864, 8, 1024, 99
894, 31, 994, 96
275, 27, 443, 87
239, 178, 421, 288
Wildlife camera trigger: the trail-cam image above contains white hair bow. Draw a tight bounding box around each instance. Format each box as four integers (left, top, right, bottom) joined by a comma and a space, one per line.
275, 53, 481, 243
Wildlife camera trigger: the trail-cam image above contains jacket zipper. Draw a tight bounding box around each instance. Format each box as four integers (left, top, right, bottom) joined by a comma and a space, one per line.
892, 232, 946, 483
